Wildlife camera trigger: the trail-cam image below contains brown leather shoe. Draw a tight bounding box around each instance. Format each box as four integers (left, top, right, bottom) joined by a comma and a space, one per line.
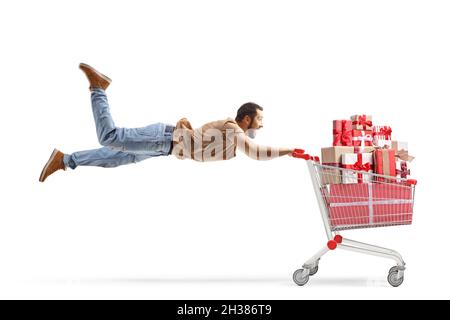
79, 63, 112, 90
39, 149, 66, 182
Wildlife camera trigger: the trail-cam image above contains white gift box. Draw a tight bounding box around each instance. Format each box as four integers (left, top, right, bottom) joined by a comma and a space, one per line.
373, 126, 392, 147
341, 153, 374, 184
392, 141, 408, 152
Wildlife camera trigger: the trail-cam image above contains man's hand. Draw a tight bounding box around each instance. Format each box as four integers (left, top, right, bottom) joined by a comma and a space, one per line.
280, 148, 295, 157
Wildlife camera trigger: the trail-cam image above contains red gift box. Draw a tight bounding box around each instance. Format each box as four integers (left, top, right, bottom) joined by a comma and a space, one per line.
374, 149, 396, 177
333, 120, 353, 146
328, 183, 413, 229
351, 130, 373, 148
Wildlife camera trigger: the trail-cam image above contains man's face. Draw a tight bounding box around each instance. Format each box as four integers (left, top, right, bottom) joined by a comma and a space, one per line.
250, 109, 264, 130
246, 109, 263, 139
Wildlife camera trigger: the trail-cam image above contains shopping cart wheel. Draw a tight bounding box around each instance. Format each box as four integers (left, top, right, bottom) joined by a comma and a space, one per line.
387, 270, 404, 287
293, 269, 309, 286
309, 265, 319, 276
389, 266, 399, 274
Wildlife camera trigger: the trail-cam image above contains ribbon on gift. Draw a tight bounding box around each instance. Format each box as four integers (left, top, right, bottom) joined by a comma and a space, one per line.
333, 129, 353, 146
341, 153, 371, 183
396, 161, 410, 179
352, 131, 373, 149
396, 149, 415, 162
352, 115, 373, 130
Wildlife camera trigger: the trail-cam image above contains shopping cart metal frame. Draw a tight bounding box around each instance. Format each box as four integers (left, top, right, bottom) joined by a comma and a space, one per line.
292, 151, 416, 287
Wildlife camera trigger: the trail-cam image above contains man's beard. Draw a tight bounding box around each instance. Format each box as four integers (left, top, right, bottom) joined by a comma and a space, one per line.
246, 128, 257, 139
246, 117, 257, 139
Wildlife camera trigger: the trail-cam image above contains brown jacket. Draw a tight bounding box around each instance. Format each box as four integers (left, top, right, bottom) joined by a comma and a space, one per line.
171, 117, 243, 161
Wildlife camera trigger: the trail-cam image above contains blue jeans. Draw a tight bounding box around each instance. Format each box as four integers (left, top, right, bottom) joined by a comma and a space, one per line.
63, 88, 173, 169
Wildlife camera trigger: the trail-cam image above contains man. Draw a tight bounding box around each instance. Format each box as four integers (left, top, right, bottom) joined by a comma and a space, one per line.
39, 63, 296, 182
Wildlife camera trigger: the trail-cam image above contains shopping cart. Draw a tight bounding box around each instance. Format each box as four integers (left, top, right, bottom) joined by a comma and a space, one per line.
291, 149, 417, 287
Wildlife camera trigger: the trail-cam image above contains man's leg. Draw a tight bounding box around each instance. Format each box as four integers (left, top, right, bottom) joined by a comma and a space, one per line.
63, 147, 161, 169
39, 64, 175, 182
90, 88, 173, 155
39, 147, 163, 182
79, 64, 173, 154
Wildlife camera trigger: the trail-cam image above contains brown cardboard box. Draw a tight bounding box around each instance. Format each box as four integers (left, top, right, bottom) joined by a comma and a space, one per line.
391, 141, 414, 162
321, 146, 354, 184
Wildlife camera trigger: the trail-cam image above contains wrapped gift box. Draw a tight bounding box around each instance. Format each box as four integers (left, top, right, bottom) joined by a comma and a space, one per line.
392, 141, 408, 153
321, 146, 354, 184
351, 114, 373, 130
341, 153, 374, 184
374, 149, 396, 178
352, 130, 373, 148
373, 125, 392, 148
373, 126, 392, 140
392, 141, 415, 162
333, 120, 353, 146
328, 183, 413, 229
396, 160, 411, 179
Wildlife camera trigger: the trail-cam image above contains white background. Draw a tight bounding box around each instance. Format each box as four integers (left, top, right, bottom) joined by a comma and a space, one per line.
0, 0, 449, 300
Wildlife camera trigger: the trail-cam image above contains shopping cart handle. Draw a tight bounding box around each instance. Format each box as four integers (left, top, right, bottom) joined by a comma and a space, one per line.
293, 152, 311, 160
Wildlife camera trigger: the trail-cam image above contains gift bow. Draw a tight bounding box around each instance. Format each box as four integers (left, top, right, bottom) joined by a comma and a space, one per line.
396, 162, 410, 178
353, 158, 372, 184
333, 129, 353, 146
342, 154, 371, 183
351, 159, 371, 172
352, 115, 373, 128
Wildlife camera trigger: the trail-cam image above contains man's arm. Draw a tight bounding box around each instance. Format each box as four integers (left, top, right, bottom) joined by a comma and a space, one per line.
235, 131, 294, 160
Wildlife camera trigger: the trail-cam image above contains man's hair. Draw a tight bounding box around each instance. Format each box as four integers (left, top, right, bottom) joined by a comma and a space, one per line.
235, 102, 263, 122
